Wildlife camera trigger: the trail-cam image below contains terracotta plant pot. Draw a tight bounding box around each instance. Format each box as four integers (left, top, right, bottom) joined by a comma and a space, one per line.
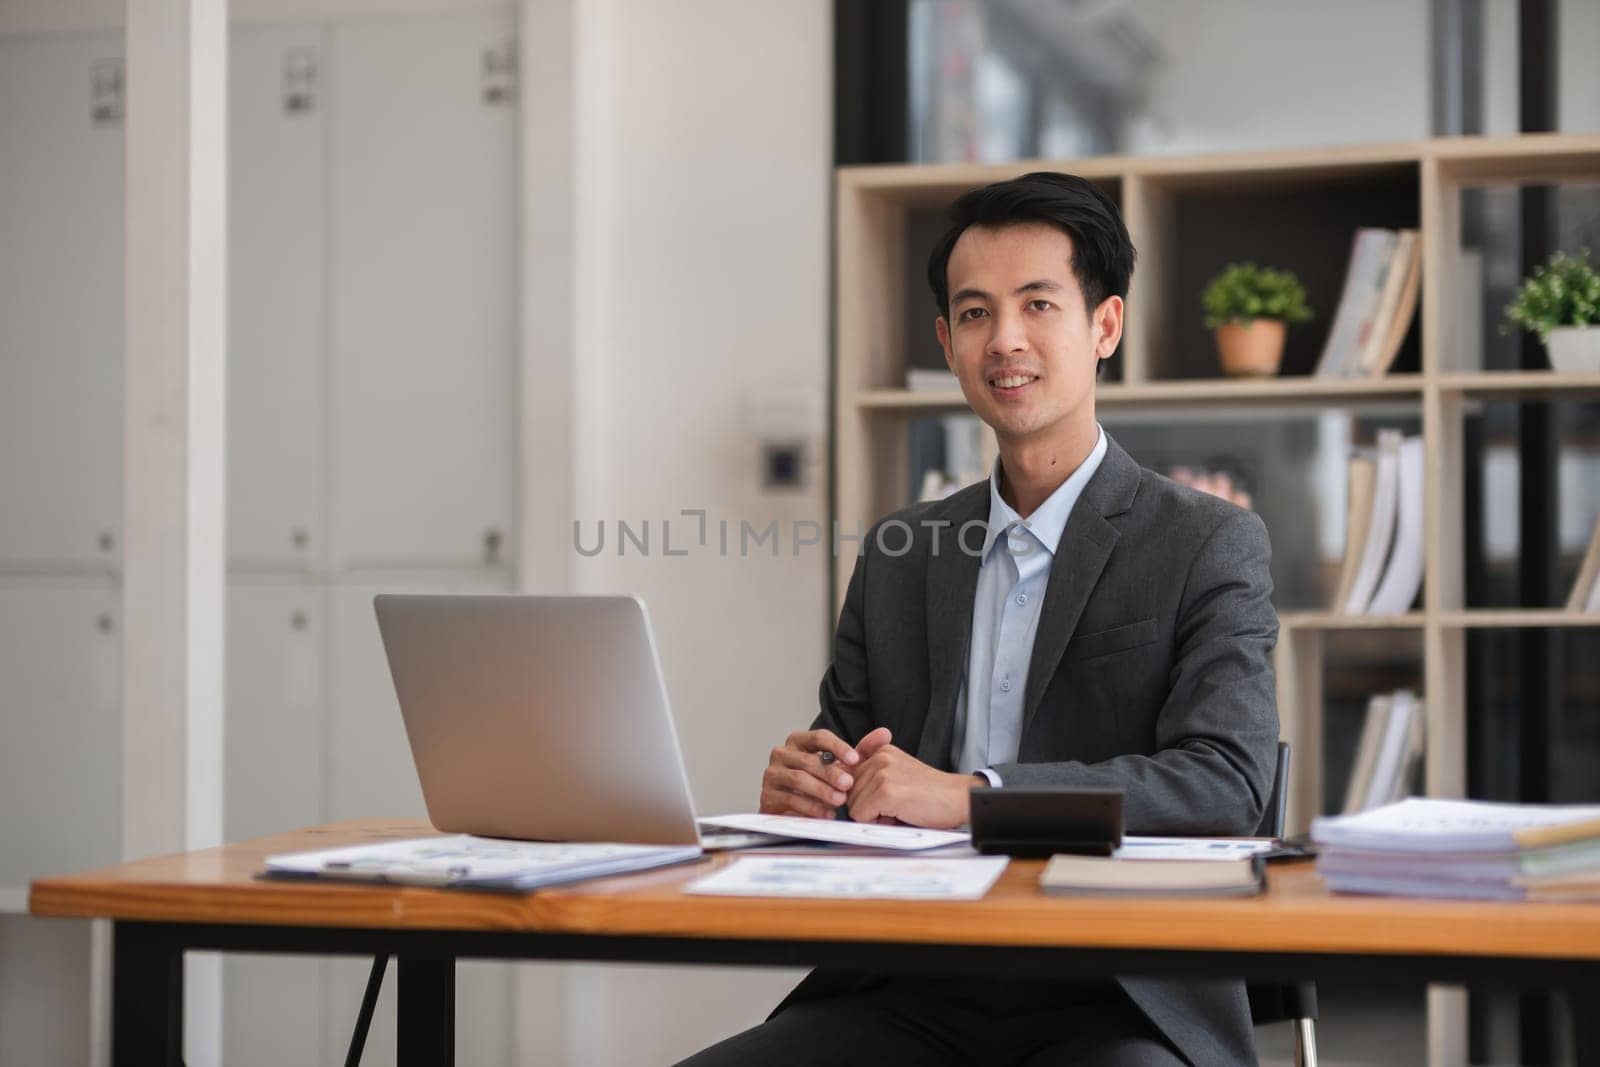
1214, 320, 1287, 378
1545, 325, 1600, 373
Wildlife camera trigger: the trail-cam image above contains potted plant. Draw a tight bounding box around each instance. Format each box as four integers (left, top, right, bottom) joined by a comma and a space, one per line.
1201, 262, 1313, 377
1503, 250, 1600, 373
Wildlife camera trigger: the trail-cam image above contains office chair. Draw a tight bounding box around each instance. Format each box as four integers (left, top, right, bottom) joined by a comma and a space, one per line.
1247, 740, 1319, 1067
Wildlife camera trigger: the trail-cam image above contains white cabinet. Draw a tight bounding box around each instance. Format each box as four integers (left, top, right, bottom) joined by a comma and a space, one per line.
0, 35, 124, 570
324, 575, 509, 822
222, 584, 327, 1067
0, 586, 121, 888
224, 583, 324, 843
228, 25, 327, 571
221, 14, 520, 1064
328, 15, 516, 570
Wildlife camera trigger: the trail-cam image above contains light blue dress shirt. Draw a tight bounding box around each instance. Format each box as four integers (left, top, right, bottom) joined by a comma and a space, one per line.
953, 426, 1108, 785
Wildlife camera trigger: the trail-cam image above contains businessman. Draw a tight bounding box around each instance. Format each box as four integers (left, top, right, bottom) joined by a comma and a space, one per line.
682, 173, 1279, 1066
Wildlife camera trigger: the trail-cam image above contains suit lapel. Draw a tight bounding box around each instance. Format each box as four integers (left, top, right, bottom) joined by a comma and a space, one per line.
916, 484, 987, 766
1020, 436, 1143, 738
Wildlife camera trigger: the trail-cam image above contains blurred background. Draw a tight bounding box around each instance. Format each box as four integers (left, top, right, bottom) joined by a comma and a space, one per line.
1, 0, 1597, 1064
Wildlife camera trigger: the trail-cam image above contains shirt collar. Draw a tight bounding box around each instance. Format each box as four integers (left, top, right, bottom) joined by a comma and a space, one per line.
982, 425, 1108, 558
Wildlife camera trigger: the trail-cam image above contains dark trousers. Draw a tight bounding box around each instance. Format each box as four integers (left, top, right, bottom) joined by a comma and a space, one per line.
676, 978, 1187, 1067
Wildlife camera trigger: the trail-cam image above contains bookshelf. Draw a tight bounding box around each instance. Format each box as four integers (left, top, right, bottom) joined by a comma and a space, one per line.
835, 134, 1600, 1062
836, 131, 1600, 790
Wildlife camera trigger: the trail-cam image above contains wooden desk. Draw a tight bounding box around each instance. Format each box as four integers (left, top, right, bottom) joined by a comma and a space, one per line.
31, 819, 1600, 1065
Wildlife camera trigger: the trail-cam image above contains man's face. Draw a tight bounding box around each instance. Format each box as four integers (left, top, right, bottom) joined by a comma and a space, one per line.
934, 222, 1121, 446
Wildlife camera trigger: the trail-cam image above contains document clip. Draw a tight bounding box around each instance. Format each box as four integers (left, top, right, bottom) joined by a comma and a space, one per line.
969, 787, 1124, 858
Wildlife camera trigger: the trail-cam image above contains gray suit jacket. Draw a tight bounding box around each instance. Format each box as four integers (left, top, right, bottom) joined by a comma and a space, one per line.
782, 434, 1280, 1066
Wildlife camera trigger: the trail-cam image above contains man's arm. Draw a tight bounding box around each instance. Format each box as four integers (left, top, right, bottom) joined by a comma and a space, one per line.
991, 509, 1280, 835
755, 549, 877, 819
812, 545, 873, 741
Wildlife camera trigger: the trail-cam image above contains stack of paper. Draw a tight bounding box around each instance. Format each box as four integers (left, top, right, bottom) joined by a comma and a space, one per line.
1313, 798, 1600, 900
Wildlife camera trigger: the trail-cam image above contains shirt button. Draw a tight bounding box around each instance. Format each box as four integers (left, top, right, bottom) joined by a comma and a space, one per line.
1015, 594, 1027, 606
1000, 679, 1012, 692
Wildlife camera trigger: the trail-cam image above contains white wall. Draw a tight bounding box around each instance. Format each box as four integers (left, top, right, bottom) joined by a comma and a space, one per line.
525, 0, 834, 1060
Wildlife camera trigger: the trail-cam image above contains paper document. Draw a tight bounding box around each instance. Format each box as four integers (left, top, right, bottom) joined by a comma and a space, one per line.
1114, 837, 1278, 861
686, 855, 1008, 900
1313, 797, 1600, 852
265, 835, 702, 890
698, 813, 969, 851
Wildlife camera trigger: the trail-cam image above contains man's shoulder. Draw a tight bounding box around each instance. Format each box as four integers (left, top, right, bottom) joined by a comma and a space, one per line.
1126, 464, 1267, 550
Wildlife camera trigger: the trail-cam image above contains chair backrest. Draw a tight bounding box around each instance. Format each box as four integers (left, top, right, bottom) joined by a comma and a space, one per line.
1254, 741, 1291, 838
1246, 740, 1318, 1026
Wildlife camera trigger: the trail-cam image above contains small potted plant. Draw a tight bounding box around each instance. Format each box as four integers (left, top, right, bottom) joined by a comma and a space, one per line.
1503, 249, 1600, 373
1201, 262, 1313, 377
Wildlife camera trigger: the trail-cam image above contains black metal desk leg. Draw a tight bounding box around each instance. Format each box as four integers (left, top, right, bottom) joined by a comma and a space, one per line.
397, 955, 455, 1066
112, 922, 183, 1067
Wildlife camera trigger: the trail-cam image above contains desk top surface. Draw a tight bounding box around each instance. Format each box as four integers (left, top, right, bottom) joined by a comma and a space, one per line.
28, 819, 1600, 961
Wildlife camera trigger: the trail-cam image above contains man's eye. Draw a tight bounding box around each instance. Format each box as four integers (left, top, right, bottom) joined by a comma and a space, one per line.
1028, 299, 1054, 312
958, 307, 987, 322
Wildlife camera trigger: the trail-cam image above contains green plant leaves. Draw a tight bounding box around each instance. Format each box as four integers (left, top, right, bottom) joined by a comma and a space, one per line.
1504, 249, 1600, 341
1201, 261, 1314, 329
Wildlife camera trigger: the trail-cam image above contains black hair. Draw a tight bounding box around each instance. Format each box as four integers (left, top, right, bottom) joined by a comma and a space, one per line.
926, 171, 1136, 320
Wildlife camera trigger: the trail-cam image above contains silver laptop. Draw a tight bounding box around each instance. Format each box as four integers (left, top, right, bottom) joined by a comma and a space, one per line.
373, 594, 708, 846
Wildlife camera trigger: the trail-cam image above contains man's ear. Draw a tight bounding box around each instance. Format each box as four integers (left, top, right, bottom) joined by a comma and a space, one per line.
935, 316, 954, 370
1094, 296, 1124, 359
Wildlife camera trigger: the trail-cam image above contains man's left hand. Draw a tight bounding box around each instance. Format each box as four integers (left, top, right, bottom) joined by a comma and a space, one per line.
846, 739, 982, 829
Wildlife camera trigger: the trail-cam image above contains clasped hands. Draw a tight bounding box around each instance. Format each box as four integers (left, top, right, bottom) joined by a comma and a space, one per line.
759, 727, 983, 830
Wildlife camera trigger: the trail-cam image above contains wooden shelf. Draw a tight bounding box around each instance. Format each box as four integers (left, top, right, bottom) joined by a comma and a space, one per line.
855, 375, 1426, 414
1435, 371, 1600, 400
1279, 612, 1426, 631
1437, 609, 1600, 629
1432, 133, 1600, 183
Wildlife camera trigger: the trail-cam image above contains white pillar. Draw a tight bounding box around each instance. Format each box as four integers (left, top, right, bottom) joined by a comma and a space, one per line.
122, 0, 228, 1062
512, 0, 611, 1056
517, 0, 608, 599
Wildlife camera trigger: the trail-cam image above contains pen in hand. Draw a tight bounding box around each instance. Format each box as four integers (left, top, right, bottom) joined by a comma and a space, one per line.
819, 750, 849, 820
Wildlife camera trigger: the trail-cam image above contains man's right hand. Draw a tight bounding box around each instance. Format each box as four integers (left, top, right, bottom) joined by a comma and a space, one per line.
759, 728, 868, 819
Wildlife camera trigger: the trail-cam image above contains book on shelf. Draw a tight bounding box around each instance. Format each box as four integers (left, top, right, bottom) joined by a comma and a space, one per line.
1330, 454, 1376, 611
1364, 230, 1422, 376
1566, 514, 1600, 612
1314, 228, 1420, 378
1365, 435, 1424, 614
1331, 431, 1422, 615
1342, 690, 1425, 814
914, 415, 994, 502
1341, 693, 1391, 814
1314, 229, 1395, 378
1339, 429, 1402, 613
1313, 797, 1600, 900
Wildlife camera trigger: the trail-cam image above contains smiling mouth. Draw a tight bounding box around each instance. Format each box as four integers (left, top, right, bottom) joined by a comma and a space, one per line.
989, 374, 1039, 391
